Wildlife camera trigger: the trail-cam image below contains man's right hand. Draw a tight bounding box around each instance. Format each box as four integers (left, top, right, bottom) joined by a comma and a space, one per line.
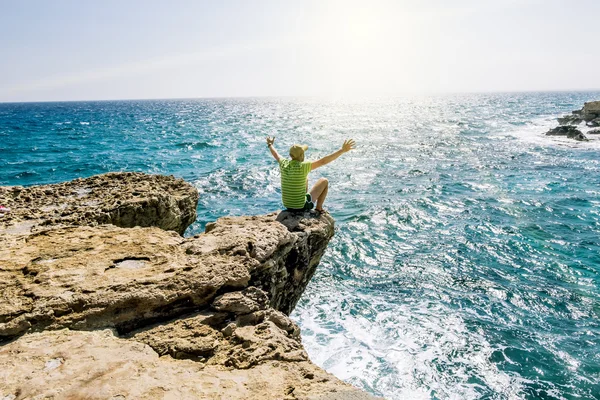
266, 136, 275, 146
341, 139, 356, 153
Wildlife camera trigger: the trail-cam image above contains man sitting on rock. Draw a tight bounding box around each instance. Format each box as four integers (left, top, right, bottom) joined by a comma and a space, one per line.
266, 137, 356, 213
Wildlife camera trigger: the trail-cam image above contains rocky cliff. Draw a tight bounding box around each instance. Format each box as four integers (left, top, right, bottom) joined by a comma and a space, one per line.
0, 173, 375, 400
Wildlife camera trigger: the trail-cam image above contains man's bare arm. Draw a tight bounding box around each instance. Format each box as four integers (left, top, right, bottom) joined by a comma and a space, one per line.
311, 139, 355, 171
266, 136, 281, 161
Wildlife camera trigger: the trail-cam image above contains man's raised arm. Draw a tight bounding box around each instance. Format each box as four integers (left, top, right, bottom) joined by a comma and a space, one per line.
266, 136, 281, 162
311, 139, 355, 171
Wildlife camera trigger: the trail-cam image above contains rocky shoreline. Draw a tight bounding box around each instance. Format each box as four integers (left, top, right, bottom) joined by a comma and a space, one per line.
545, 100, 600, 141
0, 173, 376, 400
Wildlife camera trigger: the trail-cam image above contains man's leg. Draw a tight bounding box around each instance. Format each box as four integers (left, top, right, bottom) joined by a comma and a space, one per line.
309, 178, 329, 211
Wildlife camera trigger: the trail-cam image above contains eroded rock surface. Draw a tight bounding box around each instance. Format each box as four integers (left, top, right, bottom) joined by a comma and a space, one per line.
582, 100, 600, 120
0, 210, 334, 341
195, 212, 336, 314
0, 174, 375, 399
0, 329, 372, 400
129, 287, 307, 369
0, 224, 247, 338
0, 172, 199, 235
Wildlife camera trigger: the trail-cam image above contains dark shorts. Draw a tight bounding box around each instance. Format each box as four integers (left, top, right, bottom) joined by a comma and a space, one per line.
286, 194, 314, 212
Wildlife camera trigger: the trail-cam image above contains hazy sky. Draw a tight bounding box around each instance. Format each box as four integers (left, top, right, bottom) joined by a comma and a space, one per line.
1, 0, 598, 102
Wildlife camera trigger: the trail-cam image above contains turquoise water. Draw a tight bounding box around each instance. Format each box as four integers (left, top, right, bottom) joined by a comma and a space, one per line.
1, 93, 599, 399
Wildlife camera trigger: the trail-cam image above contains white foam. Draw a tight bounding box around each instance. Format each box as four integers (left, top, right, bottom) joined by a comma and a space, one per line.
294, 274, 524, 399
504, 115, 600, 149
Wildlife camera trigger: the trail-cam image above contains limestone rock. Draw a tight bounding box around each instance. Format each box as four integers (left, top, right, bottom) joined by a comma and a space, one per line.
267, 308, 301, 337
0, 172, 199, 235
129, 294, 309, 370
0, 224, 252, 340
0, 212, 333, 341
582, 100, 600, 121
0, 329, 374, 400
185, 211, 335, 314
213, 287, 269, 314
224, 320, 308, 369
128, 311, 228, 360
0, 174, 374, 400
583, 101, 600, 113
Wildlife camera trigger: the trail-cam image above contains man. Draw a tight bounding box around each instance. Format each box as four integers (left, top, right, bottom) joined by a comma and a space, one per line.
266, 137, 356, 213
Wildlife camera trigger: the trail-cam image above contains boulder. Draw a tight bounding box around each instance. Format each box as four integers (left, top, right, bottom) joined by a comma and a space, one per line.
557, 115, 582, 126
582, 101, 600, 121
213, 287, 270, 315
545, 125, 584, 138
583, 100, 600, 114
129, 288, 307, 369
586, 118, 600, 127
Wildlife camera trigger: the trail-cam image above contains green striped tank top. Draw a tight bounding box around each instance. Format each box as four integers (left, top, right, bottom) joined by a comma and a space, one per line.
278, 159, 312, 209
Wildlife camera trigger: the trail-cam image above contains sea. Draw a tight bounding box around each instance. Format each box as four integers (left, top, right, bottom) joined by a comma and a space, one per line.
1, 92, 599, 400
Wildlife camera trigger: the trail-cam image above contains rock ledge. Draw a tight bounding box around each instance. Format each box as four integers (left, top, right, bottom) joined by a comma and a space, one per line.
0, 173, 376, 400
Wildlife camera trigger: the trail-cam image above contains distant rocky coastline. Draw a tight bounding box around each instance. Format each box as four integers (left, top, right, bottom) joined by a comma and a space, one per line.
0, 173, 376, 400
545, 100, 600, 141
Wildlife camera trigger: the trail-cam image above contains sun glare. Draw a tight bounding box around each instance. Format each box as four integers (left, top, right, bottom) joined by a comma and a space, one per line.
308, 3, 417, 95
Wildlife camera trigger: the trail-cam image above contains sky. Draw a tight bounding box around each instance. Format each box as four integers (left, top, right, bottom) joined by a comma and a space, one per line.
1, 0, 599, 102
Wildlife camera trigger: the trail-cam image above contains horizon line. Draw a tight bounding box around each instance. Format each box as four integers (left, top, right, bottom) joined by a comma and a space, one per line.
2, 89, 600, 105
